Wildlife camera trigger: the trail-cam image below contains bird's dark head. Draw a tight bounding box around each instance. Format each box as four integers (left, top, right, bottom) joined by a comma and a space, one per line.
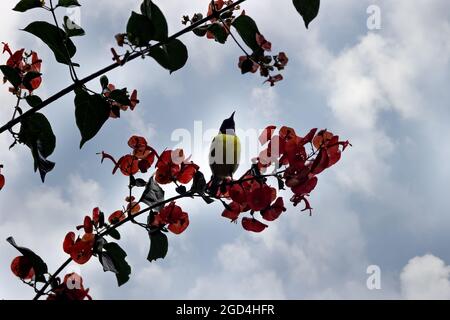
219, 112, 236, 134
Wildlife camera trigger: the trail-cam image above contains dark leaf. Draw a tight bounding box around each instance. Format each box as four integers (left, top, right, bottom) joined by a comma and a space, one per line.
7, 237, 48, 282
108, 228, 121, 240
109, 88, 131, 106
0, 65, 21, 88
240, 58, 255, 74
100, 75, 109, 90
250, 163, 262, 178
18, 113, 56, 182
13, 0, 43, 12
63, 16, 85, 37
147, 230, 168, 262
126, 11, 154, 47
74, 88, 111, 148
193, 26, 208, 37
94, 237, 106, 254
99, 252, 117, 273
148, 39, 188, 74
32, 140, 56, 182
175, 185, 187, 195
98, 211, 105, 228
58, 0, 81, 7
232, 15, 260, 52
23, 21, 77, 65
190, 171, 207, 193
103, 242, 131, 287
140, 177, 165, 211
140, 0, 168, 41
202, 195, 215, 204
293, 0, 320, 29
277, 175, 285, 190
134, 178, 147, 187
207, 23, 228, 44
25, 95, 42, 108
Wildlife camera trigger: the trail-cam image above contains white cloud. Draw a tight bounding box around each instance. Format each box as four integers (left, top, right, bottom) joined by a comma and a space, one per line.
401, 254, 450, 300
188, 239, 286, 299
250, 87, 280, 120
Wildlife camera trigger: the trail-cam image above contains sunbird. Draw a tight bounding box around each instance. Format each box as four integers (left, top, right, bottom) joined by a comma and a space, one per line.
209, 112, 241, 183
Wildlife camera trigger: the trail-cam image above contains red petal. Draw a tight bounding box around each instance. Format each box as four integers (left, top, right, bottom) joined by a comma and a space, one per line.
0, 174, 5, 190
292, 177, 318, 196
11, 256, 34, 280
92, 207, 100, 225
178, 163, 199, 184
242, 217, 268, 233
168, 212, 190, 234
63, 232, 76, 254
222, 202, 241, 221
83, 216, 93, 234
302, 128, 318, 145
70, 240, 93, 265
118, 155, 139, 176
259, 125, 277, 145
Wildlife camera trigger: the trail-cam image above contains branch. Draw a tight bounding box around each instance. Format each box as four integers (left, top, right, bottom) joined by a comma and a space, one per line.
32, 191, 193, 300
0, 0, 249, 135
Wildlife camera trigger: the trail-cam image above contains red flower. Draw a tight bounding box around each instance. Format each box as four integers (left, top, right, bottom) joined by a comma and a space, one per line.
47, 273, 92, 300
109, 210, 126, 224
222, 201, 241, 221
313, 130, 334, 149
284, 164, 309, 188
0, 173, 5, 191
127, 202, 141, 215
155, 149, 198, 185
207, 0, 225, 21
128, 135, 147, 151
265, 74, 283, 86
242, 217, 268, 233
178, 163, 199, 184
256, 33, 272, 51
229, 184, 247, 204
130, 90, 139, 110
238, 56, 259, 74
292, 176, 318, 196
63, 232, 94, 265
117, 155, 139, 176
2, 45, 43, 92
83, 216, 93, 234
277, 52, 289, 68
2, 42, 12, 56
6, 48, 24, 69
10, 256, 34, 280
246, 184, 274, 212
92, 207, 101, 226
155, 202, 190, 235
262, 197, 286, 221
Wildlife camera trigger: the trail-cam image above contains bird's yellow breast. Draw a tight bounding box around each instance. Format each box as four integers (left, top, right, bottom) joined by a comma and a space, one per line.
209, 134, 241, 178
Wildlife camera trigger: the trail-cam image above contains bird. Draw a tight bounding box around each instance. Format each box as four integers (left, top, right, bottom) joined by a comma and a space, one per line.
209, 112, 241, 187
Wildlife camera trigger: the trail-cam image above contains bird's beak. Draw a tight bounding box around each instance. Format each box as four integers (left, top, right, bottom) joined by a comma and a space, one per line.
230, 111, 235, 120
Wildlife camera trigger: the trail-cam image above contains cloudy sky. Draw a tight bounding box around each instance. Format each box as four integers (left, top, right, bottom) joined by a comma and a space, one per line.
1, 0, 450, 300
